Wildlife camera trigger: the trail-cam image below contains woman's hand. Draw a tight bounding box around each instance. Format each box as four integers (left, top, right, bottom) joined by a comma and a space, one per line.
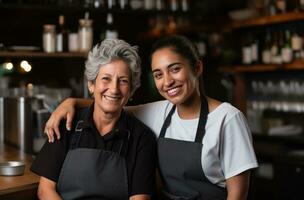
226, 171, 250, 200
44, 98, 77, 142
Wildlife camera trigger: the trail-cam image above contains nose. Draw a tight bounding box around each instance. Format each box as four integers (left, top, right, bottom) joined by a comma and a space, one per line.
109, 79, 119, 94
164, 73, 174, 87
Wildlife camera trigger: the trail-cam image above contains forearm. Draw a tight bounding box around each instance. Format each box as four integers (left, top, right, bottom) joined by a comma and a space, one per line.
37, 189, 62, 200
37, 177, 62, 200
73, 98, 93, 108
130, 194, 150, 200
226, 171, 250, 200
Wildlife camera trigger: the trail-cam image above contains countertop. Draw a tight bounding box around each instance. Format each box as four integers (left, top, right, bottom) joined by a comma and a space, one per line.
0, 144, 39, 199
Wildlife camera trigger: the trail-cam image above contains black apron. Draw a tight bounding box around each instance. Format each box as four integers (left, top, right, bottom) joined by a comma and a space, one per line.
157, 96, 227, 200
57, 120, 129, 200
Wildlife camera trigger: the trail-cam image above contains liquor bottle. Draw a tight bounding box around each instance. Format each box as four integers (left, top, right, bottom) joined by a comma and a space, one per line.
169, 0, 178, 11
251, 35, 259, 64
107, 0, 118, 9
291, 29, 302, 59
262, 30, 272, 64
242, 34, 252, 65
269, 0, 277, 15
118, 0, 130, 9
281, 30, 293, 63
56, 15, 69, 52
270, 32, 281, 64
105, 13, 118, 39
276, 0, 286, 13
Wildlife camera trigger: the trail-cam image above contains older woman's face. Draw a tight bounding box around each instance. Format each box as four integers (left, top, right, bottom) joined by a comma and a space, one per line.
89, 59, 131, 115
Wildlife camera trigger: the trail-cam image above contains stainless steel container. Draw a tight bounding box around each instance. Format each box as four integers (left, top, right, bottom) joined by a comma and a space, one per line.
4, 97, 34, 153
0, 161, 25, 176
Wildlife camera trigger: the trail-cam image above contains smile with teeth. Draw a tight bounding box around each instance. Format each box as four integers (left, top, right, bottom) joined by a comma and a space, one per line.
103, 95, 121, 101
166, 86, 181, 96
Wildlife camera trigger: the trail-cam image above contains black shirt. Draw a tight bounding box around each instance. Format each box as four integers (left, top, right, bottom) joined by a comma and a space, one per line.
31, 104, 157, 197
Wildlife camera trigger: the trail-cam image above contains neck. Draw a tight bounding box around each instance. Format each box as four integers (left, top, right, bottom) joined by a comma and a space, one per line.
176, 91, 203, 119
93, 109, 121, 136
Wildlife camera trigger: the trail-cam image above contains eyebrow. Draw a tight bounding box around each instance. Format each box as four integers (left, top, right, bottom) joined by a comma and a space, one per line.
101, 73, 129, 79
152, 62, 182, 73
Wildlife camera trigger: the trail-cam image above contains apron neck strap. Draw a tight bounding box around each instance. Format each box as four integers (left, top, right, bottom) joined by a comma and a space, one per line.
159, 106, 176, 138
194, 96, 208, 143
159, 96, 209, 143
70, 120, 84, 149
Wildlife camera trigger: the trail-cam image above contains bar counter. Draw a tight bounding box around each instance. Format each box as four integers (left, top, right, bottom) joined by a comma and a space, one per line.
0, 144, 39, 200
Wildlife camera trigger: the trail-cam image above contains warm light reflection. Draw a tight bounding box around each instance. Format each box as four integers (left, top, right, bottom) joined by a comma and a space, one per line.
20, 60, 32, 72
4, 62, 13, 70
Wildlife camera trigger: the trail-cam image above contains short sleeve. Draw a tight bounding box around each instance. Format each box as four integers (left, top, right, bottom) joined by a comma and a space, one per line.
130, 128, 157, 196
220, 112, 258, 179
30, 122, 70, 182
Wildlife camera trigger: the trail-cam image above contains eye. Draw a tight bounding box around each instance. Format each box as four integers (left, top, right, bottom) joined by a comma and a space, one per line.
119, 79, 129, 85
153, 72, 162, 80
101, 76, 110, 82
170, 66, 181, 73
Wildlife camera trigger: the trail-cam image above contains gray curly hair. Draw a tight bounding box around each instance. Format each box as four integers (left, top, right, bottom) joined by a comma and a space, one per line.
85, 39, 141, 96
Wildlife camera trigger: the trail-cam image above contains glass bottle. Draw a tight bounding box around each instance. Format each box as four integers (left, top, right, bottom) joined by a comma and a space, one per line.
105, 13, 118, 39
281, 30, 293, 63
43, 24, 56, 53
262, 30, 272, 64
78, 15, 93, 52
56, 15, 69, 52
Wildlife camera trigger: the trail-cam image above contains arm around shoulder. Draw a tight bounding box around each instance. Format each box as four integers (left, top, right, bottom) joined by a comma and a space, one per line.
130, 194, 151, 200
44, 98, 92, 142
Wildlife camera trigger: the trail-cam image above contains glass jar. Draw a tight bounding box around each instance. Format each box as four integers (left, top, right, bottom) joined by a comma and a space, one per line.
78, 19, 93, 52
43, 24, 56, 53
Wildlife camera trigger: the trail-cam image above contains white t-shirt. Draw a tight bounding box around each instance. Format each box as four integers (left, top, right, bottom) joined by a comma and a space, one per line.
126, 100, 258, 188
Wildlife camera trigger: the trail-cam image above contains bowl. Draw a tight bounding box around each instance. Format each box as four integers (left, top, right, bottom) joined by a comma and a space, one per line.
0, 161, 25, 176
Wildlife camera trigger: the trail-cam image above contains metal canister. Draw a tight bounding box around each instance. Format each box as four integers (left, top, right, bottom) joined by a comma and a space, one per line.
78, 19, 93, 52
43, 24, 56, 53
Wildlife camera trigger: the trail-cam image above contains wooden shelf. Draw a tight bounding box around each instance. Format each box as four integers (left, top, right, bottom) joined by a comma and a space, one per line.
0, 51, 88, 58
0, 4, 191, 16
228, 11, 304, 29
219, 59, 304, 73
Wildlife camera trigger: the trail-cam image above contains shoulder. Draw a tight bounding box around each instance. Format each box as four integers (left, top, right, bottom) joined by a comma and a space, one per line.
123, 111, 156, 141
125, 100, 173, 130
208, 101, 244, 125
126, 100, 171, 115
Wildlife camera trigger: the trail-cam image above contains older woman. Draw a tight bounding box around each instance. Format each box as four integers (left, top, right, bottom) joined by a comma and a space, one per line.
31, 39, 156, 200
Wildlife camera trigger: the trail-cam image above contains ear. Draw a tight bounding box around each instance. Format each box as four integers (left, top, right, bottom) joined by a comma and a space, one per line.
195, 60, 203, 77
88, 81, 94, 94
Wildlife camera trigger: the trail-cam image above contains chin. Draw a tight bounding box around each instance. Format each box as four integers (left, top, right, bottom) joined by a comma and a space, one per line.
165, 96, 182, 105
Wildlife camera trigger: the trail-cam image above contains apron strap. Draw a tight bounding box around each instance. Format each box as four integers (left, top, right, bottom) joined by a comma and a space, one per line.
70, 120, 84, 149
159, 96, 209, 143
194, 96, 208, 143
159, 105, 176, 138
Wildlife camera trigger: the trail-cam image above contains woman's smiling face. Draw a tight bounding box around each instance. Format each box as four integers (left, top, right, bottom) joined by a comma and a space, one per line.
89, 59, 131, 115
151, 47, 201, 106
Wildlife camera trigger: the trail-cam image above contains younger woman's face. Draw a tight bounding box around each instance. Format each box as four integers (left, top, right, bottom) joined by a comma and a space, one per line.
151, 47, 201, 106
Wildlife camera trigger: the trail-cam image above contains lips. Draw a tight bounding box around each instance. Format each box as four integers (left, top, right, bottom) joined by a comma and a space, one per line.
166, 86, 181, 96
103, 95, 121, 101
